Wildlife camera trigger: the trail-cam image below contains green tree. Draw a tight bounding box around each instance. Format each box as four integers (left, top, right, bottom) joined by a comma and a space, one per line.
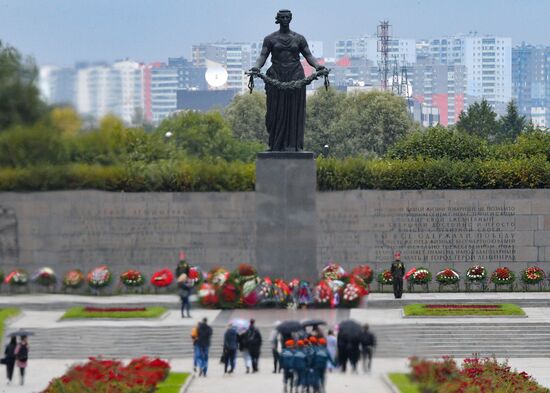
456, 99, 499, 140
304, 88, 346, 156
0, 40, 46, 130
498, 100, 526, 142
225, 92, 268, 145
328, 91, 414, 157
156, 110, 262, 161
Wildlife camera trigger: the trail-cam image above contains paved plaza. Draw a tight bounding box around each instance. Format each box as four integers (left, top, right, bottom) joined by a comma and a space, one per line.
1, 293, 550, 391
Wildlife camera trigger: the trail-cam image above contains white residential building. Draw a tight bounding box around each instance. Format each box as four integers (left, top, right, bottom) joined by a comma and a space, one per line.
112, 60, 144, 124
76, 65, 122, 121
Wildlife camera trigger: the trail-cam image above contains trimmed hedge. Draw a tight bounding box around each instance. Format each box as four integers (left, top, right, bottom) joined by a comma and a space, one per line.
0, 156, 549, 192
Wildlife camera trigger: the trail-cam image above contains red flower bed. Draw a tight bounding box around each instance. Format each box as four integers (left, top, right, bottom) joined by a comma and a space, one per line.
43, 356, 170, 393
84, 307, 147, 313
425, 304, 500, 309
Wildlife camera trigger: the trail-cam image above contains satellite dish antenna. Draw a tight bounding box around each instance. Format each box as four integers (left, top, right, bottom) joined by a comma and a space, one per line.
205, 66, 228, 88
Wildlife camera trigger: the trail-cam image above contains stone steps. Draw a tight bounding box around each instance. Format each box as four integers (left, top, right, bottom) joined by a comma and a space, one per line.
14, 323, 550, 359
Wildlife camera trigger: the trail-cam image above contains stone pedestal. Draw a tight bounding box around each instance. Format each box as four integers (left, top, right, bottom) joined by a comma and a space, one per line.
255, 152, 318, 281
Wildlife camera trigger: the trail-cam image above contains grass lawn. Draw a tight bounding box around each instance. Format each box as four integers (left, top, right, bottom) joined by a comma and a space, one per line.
156, 372, 189, 393
61, 306, 167, 319
0, 308, 21, 337
403, 303, 525, 317
388, 373, 420, 393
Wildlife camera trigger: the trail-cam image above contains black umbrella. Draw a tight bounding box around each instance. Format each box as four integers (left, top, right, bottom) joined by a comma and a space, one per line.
301, 319, 327, 328
7, 329, 34, 337
276, 320, 303, 335
337, 320, 362, 339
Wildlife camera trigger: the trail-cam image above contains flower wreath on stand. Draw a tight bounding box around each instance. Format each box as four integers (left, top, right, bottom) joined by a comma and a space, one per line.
521, 266, 545, 285
87, 265, 112, 290
408, 267, 432, 286
491, 267, 515, 286
198, 282, 219, 308
63, 270, 85, 290
435, 268, 460, 286
151, 269, 174, 288
120, 269, 145, 288
273, 279, 292, 307
377, 270, 394, 285
256, 277, 278, 307
322, 262, 346, 281
31, 267, 57, 287
207, 267, 229, 288
466, 265, 487, 282
5, 269, 28, 286
351, 264, 373, 290
294, 280, 313, 308
231, 263, 258, 286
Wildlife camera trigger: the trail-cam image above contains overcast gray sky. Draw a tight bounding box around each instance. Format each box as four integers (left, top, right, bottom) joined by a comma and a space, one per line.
0, 0, 547, 66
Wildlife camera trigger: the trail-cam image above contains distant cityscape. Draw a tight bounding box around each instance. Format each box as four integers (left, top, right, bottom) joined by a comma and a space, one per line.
37, 26, 549, 128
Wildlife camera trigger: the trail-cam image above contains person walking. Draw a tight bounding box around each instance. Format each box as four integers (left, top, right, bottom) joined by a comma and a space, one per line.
223, 324, 238, 374
360, 324, 376, 373
280, 340, 295, 393
269, 324, 282, 373
238, 330, 253, 373
292, 340, 307, 393
196, 318, 212, 377
3, 337, 16, 385
312, 338, 332, 393
14, 336, 29, 386
245, 319, 262, 373
391, 252, 405, 299
326, 330, 337, 372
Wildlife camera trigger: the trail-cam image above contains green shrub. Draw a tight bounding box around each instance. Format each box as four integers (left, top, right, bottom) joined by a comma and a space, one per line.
387, 126, 490, 160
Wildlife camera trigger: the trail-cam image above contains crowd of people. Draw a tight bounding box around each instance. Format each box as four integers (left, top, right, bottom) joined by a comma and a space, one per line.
190, 318, 376, 392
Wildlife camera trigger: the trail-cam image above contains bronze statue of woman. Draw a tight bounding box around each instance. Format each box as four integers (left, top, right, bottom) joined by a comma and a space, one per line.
249, 10, 328, 152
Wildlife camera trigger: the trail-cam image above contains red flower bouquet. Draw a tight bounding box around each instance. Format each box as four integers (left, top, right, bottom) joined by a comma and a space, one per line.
31, 267, 57, 286
408, 267, 432, 285
322, 263, 346, 280
86, 265, 112, 289
5, 269, 28, 286
341, 282, 363, 308
466, 265, 487, 282
377, 270, 393, 285
217, 278, 242, 309
435, 268, 460, 285
120, 269, 145, 287
150, 269, 174, 287
521, 266, 545, 284
198, 282, 219, 307
352, 264, 373, 284
313, 280, 333, 308
62, 270, 84, 289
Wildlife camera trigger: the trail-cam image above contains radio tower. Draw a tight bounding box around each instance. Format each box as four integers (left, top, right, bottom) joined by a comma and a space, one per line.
377, 20, 391, 91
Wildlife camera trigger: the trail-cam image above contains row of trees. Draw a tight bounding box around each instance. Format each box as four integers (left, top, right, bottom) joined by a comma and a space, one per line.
0, 38, 548, 169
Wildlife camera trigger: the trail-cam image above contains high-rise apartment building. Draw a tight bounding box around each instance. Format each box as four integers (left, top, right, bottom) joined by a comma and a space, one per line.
75, 65, 122, 121
512, 44, 550, 128
39, 66, 76, 106
335, 36, 416, 65
112, 60, 144, 124
428, 35, 512, 114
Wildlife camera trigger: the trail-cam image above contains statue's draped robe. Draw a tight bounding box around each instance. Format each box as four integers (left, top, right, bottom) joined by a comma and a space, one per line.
264, 32, 307, 151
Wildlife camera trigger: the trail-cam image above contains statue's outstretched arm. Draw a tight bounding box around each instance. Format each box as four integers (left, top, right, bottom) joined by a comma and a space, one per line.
300, 38, 325, 71
252, 37, 271, 71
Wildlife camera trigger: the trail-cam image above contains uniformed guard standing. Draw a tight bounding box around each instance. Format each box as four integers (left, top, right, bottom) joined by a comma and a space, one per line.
390, 252, 405, 299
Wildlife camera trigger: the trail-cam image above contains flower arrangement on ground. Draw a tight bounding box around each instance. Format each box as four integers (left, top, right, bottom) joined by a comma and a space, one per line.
352, 264, 373, 284
465, 265, 487, 282
31, 267, 57, 286
313, 280, 333, 308
87, 265, 112, 289
377, 270, 393, 285
4, 269, 28, 286
120, 269, 145, 287
491, 267, 515, 285
217, 278, 242, 309
521, 266, 545, 285
62, 270, 84, 289
43, 356, 170, 393
150, 269, 174, 288
341, 282, 363, 308
408, 267, 432, 285
187, 266, 203, 287
322, 263, 346, 281
207, 267, 229, 287
198, 282, 219, 308
231, 263, 258, 286
436, 268, 460, 285
294, 280, 313, 307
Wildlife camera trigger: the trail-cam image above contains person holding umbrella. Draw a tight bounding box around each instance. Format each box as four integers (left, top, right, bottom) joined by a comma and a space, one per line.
14, 336, 29, 385
244, 319, 262, 373
337, 320, 361, 373
391, 252, 405, 299
2, 336, 16, 385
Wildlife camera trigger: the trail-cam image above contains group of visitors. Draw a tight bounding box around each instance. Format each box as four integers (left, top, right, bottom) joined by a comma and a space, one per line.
2, 335, 29, 386
223, 319, 263, 374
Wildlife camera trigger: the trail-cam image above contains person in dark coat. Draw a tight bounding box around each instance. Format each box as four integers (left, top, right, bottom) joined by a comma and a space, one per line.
223, 324, 238, 374
196, 318, 213, 377
14, 336, 29, 386
178, 280, 192, 318
337, 330, 360, 373
3, 337, 16, 385
244, 319, 262, 373
360, 324, 376, 373
391, 252, 405, 299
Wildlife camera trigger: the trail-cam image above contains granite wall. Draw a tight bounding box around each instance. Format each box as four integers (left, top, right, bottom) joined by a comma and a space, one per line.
1, 189, 550, 281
